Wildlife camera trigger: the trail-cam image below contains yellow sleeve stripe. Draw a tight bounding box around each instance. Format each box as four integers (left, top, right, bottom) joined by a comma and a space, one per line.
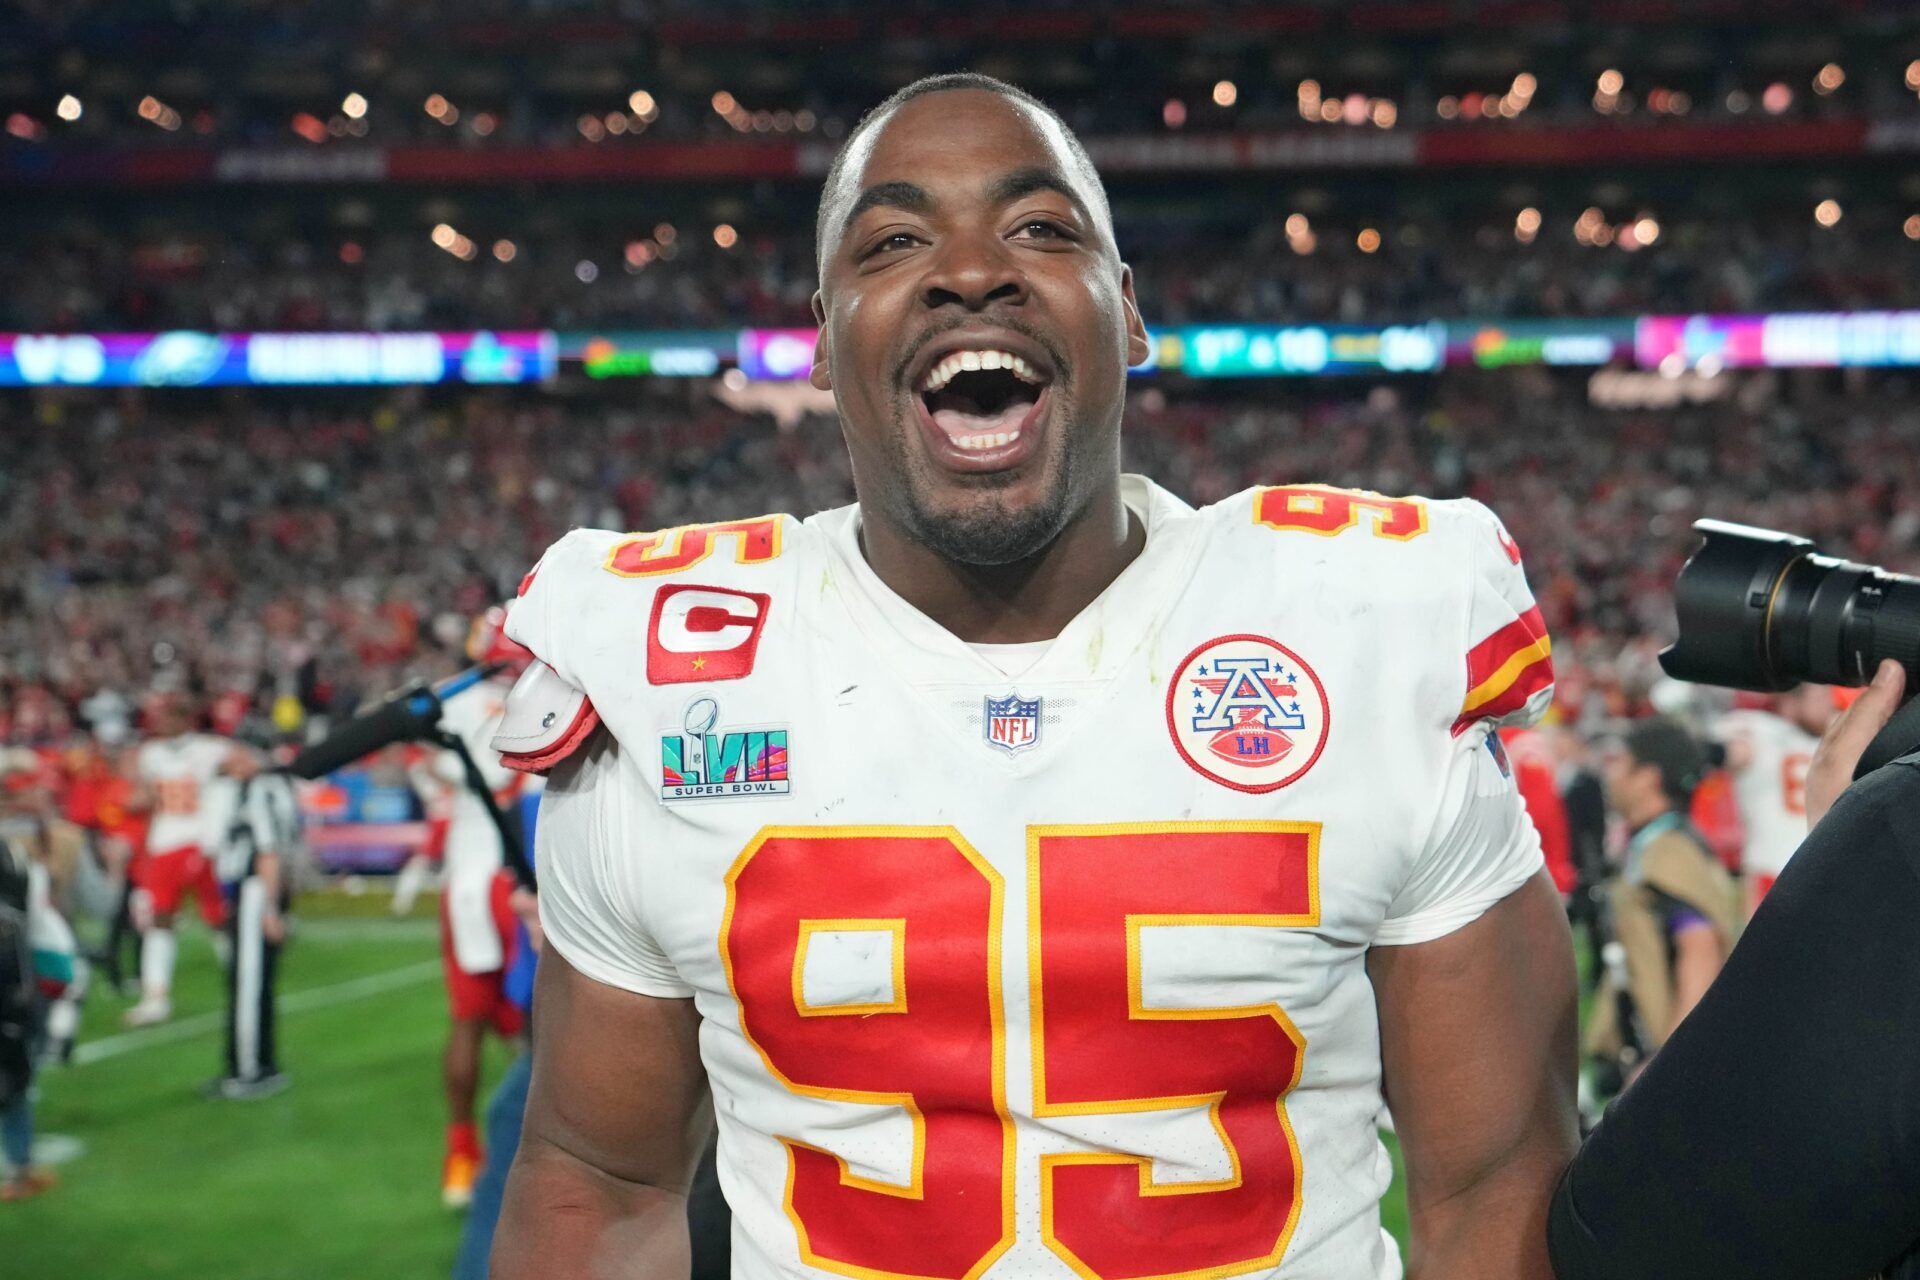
1461, 635, 1554, 716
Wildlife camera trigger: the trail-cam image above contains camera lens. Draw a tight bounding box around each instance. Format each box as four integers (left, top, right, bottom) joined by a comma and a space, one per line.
1659, 520, 1920, 691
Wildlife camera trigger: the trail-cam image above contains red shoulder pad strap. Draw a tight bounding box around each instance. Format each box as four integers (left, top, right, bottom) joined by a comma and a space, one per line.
491, 660, 601, 775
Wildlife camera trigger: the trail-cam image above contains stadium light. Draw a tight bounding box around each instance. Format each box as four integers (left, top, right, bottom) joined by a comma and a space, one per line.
654, 223, 677, 245
1298, 80, 1321, 121
1762, 82, 1792, 113
1814, 63, 1845, 94
575, 260, 599, 283
55, 94, 81, 122
629, 90, 656, 117
713, 224, 739, 249
578, 114, 605, 142
1163, 98, 1187, 128
712, 91, 736, 115
492, 240, 516, 263
1814, 199, 1843, 228
1908, 60, 1920, 92
1213, 80, 1238, 108
431, 224, 458, 250
138, 95, 182, 130
1597, 69, 1624, 96
1906, 214, 1920, 240
1634, 216, 1660, 245
341, 93, 367, 120
1357, 228, 1382, 253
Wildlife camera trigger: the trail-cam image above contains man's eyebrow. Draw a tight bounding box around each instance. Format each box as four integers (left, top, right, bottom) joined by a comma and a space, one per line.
842, 180, 933, 232
987, 166, 1090, 219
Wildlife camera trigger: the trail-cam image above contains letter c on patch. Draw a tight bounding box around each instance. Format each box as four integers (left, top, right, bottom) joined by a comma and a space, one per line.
647, 584, 772, 684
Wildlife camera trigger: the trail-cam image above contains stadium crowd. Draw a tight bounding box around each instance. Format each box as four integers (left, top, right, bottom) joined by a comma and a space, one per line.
5, 211, 1917, 333
1, 370, 1915, 748
6, 0, 1918, 152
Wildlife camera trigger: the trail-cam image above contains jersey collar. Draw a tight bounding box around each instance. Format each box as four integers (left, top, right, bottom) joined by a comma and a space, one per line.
809, 474, 1201, 692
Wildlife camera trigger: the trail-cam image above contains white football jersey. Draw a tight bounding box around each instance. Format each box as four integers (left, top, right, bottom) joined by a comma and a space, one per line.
1716, 709, 1817, 878
437, 677, 525, 974
504, 476, 1554, 1280
135, 734, 234, 854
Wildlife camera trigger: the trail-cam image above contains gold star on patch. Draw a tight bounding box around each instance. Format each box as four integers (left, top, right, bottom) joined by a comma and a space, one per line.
691, 657, 708, 670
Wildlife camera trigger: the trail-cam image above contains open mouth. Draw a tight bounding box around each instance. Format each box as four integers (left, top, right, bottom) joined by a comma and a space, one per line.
916, 348, 1050, 453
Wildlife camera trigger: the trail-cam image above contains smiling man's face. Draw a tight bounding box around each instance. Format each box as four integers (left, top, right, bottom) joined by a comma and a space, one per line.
811, 88, 1149, 567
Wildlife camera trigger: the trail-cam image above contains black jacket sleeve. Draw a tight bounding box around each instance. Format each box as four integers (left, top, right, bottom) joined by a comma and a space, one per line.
1550, 755, 1920, 1280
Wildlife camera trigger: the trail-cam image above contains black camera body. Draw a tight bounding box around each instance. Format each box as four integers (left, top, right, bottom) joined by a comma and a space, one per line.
1661, 520, 1920, 776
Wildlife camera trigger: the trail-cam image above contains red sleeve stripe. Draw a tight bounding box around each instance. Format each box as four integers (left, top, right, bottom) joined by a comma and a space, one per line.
1453, 657, 1555, 736
1464, 605, 1549, 694
1453, 607, 1554, 736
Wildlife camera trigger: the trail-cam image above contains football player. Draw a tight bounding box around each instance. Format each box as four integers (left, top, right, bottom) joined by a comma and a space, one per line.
1715, 683, 1839, 914
432, 609, 541, 1208
493, 75, 1577, 1280
123, 695, 250, 1026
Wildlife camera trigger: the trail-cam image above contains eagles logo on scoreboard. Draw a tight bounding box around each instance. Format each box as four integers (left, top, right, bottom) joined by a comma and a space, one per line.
1167, 634, 1332, 793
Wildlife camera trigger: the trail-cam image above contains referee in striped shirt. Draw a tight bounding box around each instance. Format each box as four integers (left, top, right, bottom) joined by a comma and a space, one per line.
205, 752, 300, 1100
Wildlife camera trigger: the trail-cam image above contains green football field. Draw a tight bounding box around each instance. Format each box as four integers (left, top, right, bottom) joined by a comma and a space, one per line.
7, 891, 1409, 1279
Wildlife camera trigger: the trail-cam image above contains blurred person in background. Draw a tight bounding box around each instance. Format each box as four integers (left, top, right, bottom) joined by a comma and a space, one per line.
1501, 723, 1576, 897
1586, 717, 1737, 1088
0, 752, 90, 1064
433, 608, 539, 1209
62, 736, 148, 995
1716, 683, 1842, 916
203, 743, 301, 1100
0, 814, 78, 1202
1550, 726, 1610, 991
124, 695, 250, 1026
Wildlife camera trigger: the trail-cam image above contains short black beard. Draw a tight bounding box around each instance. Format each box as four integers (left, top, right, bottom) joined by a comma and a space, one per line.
895, 471, 1076, 568
881, 396, 1081, 568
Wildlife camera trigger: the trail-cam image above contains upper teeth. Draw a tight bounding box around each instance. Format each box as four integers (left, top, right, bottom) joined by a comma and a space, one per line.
920, 348, 1045, 393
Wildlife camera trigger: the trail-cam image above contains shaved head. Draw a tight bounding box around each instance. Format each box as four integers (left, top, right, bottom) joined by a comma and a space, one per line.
814, 73, 1114, 275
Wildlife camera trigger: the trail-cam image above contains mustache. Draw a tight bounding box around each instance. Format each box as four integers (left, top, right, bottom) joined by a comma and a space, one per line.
892, 316, 1069, 391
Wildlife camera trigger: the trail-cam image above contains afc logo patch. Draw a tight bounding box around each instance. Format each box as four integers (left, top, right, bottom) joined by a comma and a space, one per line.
647, 584, 770, 684
1166, 634, 1331, 793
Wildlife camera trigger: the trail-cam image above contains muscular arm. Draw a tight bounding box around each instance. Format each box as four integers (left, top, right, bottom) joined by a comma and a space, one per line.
492, 947, 714, 1280
1369, 871, 1579, 1280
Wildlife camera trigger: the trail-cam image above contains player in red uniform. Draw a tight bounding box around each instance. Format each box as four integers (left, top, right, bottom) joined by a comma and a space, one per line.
124, 697, 251, 1026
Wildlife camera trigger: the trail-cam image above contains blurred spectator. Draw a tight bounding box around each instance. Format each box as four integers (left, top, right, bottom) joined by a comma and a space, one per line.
1587, 717, 1737, 1084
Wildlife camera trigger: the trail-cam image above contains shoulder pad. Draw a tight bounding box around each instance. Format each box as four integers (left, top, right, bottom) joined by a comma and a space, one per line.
490, 660, 601, 776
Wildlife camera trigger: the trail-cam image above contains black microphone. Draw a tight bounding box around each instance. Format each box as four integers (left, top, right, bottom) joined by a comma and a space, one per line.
285, 665, 505, 780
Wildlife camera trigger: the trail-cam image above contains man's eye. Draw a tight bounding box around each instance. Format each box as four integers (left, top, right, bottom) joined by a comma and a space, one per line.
869, 233, 918, 255
1016, 220, 1069, 240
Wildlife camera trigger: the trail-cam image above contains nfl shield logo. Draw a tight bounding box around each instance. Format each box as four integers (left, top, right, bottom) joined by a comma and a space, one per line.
984, 693, 1042, 755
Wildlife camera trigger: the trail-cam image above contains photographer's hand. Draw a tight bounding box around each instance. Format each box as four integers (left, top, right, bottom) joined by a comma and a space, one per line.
1807, 660, 1907, 827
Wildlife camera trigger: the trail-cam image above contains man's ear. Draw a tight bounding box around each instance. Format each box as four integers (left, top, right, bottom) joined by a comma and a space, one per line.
809, 289, 833, 391
1119, 265, 1150, 367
